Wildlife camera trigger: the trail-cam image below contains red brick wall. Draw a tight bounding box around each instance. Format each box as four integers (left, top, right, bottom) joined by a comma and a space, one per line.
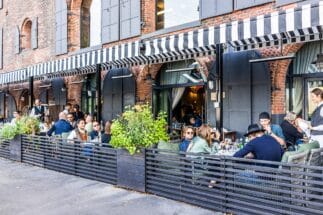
0, 1, 301, 114
260, 43, 303, 114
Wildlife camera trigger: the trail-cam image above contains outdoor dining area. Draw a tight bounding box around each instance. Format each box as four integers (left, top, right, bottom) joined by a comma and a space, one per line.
0, 98, 323, 214
0, 118, 322, 215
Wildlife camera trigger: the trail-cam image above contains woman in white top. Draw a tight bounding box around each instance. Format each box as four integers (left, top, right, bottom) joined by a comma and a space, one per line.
309, 88, 323, 147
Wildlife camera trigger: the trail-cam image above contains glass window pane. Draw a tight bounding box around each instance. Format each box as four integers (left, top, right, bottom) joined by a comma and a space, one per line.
157, 0, 199, 30
90, 0, 101, 46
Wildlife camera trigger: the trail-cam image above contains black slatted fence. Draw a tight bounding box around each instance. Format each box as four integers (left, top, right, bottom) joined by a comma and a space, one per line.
145, 148, 323, 215
21, 135, 117, 184
0, 138, 10, 159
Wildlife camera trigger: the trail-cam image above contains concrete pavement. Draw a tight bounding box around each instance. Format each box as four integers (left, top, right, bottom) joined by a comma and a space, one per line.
0, 158, 217, 215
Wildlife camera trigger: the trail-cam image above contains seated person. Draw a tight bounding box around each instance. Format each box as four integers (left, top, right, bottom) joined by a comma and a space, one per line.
189, 115, 202, 128
11, 111, 22, 125
47, 112, 74, 137
101, 120, 112, 144
187, 125, 215, 155
89, 121, 103, 142
280, 112, 304, 150
234, 124, 284, 162
259, 112, 286, 148
179, 126, 195, 152
210, 127, 221, 152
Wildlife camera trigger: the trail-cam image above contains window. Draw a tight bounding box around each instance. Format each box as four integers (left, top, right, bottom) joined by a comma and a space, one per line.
81, 0, 101, 48
19, 17, 38, 52
234, 0, 273, 10
276, 0, 301, 6
90, 0, 101, 46
21, 19, 32, 50
156, 0, 199, 30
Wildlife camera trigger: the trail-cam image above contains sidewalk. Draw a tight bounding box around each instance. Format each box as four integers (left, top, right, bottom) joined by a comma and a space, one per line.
0, 158, 217, 215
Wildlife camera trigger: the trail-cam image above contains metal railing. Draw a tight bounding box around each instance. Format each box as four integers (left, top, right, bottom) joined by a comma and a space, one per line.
0, 138, 10, 159
21, 135, 117, 185
145, 148, 323, 215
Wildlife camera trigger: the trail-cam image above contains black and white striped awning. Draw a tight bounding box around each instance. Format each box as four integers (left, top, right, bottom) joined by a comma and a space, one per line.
144, 1, 323, 62
144, 29, 217, 64
1, 1, 323, 84
0, 41, 140, 84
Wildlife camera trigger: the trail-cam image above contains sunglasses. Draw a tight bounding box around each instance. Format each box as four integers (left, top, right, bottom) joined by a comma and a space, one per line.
93, 124, 100, 127
186, 132, 194, 135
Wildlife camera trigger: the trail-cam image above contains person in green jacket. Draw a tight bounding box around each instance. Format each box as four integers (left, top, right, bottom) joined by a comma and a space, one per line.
187, 124, 215, 154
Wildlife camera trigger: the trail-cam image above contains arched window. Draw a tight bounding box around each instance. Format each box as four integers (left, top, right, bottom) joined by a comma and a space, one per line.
21, 19, 32, 50
81, 0, 101, 48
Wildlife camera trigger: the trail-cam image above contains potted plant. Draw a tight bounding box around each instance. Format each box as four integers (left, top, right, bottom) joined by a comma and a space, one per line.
0, 116, 40, 162
110, 103, 169, 192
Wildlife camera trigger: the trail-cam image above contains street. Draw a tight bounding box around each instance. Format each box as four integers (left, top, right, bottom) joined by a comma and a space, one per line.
0, 158, 216, 215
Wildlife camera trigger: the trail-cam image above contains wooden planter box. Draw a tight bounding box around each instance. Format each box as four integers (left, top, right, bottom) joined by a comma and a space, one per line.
9, 134, 22, 162
117, 149, 146, 192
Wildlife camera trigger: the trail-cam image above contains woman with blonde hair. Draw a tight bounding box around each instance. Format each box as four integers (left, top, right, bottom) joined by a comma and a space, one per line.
187, 124, 213, 154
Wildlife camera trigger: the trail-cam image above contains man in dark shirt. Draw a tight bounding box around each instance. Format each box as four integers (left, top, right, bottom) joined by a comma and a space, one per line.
280, 112, 303, 150
47, 112, 74, 136
234, 124, 284, 162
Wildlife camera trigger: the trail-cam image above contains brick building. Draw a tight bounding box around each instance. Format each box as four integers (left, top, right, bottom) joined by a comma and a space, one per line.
0, 0, 322, 136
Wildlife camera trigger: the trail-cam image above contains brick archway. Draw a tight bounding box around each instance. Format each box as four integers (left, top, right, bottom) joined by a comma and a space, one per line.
260, 43, 304, 115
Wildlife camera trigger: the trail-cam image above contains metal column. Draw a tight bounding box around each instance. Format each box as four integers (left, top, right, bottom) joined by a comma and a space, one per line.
96, 64, 102, 123
216, 44, 224, 131
29, 76, 34, 109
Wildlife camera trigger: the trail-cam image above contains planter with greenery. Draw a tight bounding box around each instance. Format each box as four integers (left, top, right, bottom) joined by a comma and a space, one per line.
110, 104, 169, 192
0, 116, 40, 161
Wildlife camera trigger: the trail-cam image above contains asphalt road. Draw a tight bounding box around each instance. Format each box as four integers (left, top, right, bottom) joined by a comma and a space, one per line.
0, 158, 217, 215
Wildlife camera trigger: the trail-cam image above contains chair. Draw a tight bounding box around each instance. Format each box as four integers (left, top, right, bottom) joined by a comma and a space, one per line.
304, 148, 323, 201
307, 148, 323, 166
287, 150, 309, 164
281, 141, 320, 162
61, 132, 71, 139
286, 151, 309, 206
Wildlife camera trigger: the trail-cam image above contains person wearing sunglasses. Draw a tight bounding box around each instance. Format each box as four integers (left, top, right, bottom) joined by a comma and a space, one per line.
89, 121, 103, 142
179, 126, 195, 152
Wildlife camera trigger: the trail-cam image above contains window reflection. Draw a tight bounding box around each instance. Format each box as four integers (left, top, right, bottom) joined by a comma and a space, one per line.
156, 0, 199, 30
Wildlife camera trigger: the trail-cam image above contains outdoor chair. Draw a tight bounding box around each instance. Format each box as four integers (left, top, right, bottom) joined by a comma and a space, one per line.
304, 148, 323, 202
284, 150, 309, 207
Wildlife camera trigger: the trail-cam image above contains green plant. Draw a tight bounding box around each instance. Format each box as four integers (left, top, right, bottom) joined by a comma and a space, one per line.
0, 124, 20, 140
17, 116, 40, 135
110, 103, 169, 155
0, 116, 40, 140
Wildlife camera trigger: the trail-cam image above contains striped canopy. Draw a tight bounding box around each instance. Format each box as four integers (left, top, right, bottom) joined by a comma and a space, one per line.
1, 1, 322, 84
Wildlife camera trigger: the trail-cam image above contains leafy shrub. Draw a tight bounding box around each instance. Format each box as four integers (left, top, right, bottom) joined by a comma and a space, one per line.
110, 104, 169, 155
17, 116, 40, 135
0, 124, 19, 140
0, 116, 40, 140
